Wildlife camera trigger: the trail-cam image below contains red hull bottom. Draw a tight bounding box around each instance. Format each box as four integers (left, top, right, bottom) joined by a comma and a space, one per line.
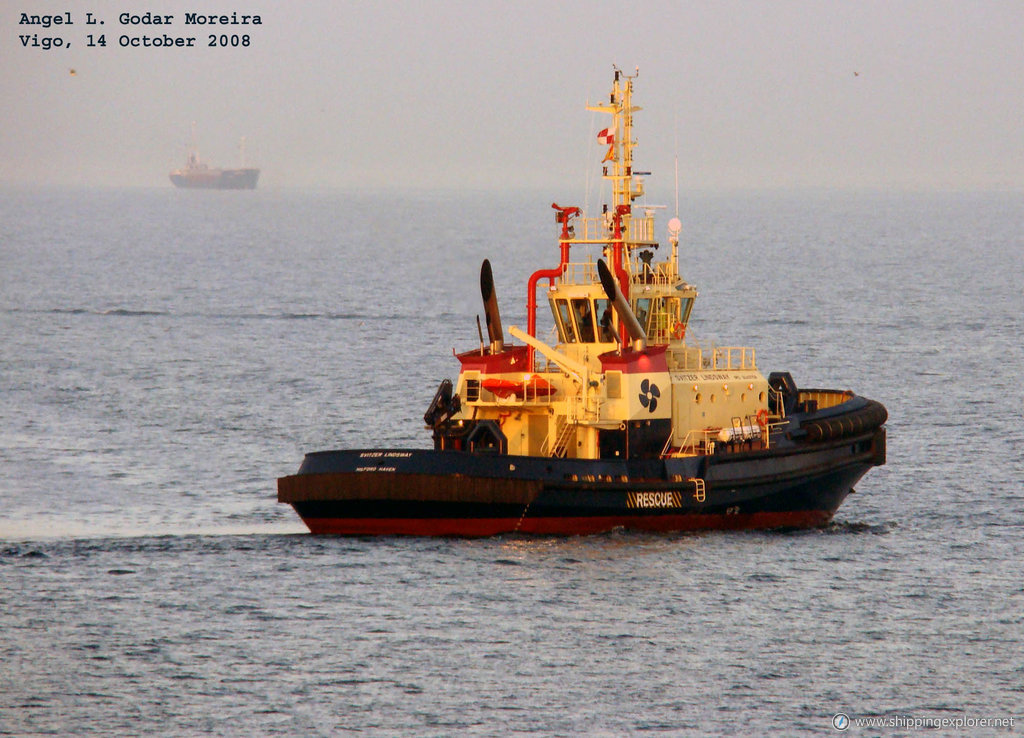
300, 510, 834, 537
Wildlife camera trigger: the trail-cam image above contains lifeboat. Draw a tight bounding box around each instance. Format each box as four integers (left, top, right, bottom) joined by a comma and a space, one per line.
481, 376, 557, 400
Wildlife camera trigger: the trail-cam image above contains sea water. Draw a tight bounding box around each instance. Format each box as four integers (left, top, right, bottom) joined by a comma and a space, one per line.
1, 186, 1021, 735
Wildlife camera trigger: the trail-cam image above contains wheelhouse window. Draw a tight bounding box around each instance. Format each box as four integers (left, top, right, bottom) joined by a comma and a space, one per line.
553, 299, 576, 343
634, 298, 652, 334
632, 296, 690, 341
552, 297, 617, 344
595, 298, 615, 342
572, 298, 595, 343
647, 297, 667, 337
680, 297, 694, 324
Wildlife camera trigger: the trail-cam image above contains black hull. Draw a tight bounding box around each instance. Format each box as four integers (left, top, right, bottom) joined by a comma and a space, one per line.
278, 404, 886, 536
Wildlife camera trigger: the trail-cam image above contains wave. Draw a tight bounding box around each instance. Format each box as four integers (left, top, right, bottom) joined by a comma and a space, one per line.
0, 523, 308, 549
6, 307, 431, 322
10, 307, 170, 317
101, 308, 169, 317
823, 519, 896, 535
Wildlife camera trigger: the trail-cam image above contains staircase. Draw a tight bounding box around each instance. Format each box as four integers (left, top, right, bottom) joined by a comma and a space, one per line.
546, 417, 575, 458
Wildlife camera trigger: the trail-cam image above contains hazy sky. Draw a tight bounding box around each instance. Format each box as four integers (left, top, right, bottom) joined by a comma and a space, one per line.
3, 0, 1023, 191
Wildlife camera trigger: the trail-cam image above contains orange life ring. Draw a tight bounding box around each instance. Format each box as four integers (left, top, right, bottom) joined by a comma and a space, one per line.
756, 409, 769, 428
673, 322, 686, 340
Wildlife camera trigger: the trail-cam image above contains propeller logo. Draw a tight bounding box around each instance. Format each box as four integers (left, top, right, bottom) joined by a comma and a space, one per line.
639, 378, 661, 413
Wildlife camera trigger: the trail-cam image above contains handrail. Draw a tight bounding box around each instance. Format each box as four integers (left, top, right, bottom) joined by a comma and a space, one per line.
667, 428, 720, 456
671, 343, 757, 371
549, 259, 678, 291
561, 214, 658, 245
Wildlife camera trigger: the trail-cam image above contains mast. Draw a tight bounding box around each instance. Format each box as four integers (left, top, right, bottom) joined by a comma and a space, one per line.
524, 66, 692, 361
586, 67, 644, 216
189, 121, 199, 166
586, 67, 645, 326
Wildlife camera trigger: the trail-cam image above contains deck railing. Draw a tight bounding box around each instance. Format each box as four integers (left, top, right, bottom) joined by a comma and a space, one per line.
672, 343, 757, 371
565, 215, 658, 245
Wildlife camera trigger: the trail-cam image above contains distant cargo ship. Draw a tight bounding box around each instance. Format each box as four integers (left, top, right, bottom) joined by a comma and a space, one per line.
169, 135, 259, 190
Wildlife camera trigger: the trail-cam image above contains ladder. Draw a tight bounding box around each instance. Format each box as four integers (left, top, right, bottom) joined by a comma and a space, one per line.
546, 417, 575, 458
689, 477, 706, 503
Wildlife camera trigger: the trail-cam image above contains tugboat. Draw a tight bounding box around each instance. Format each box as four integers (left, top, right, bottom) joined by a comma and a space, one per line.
278, 68, 887, 536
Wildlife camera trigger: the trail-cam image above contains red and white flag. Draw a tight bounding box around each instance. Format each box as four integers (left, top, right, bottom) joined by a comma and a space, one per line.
597, 127, 615, 145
